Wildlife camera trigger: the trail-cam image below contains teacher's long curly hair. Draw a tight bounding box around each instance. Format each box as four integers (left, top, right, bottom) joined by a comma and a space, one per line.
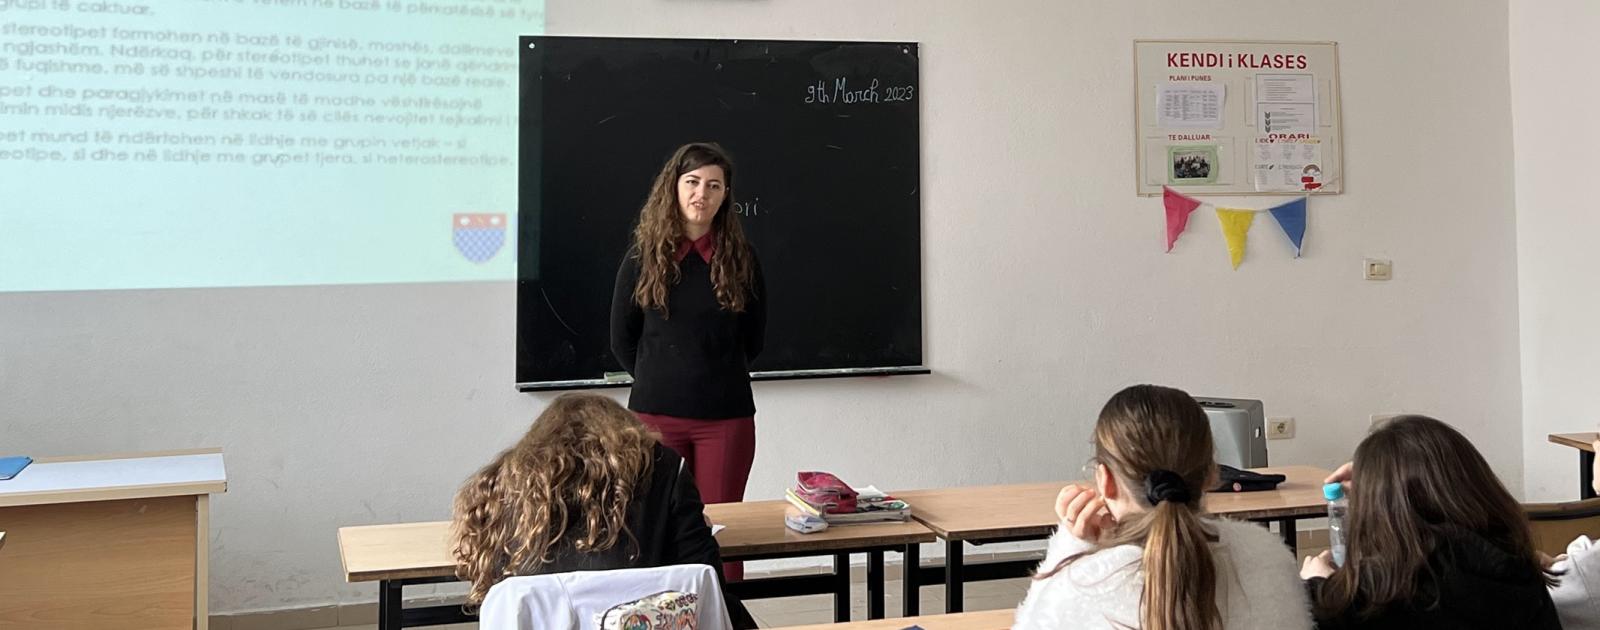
450, 393, 657, 606
630, 142, 756, 316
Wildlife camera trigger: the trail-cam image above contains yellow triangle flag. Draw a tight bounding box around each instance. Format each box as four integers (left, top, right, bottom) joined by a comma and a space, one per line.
1216, 208, 1256, 269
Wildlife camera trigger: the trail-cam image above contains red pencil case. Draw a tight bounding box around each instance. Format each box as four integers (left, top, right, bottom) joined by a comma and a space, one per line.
795, 471, 858, 514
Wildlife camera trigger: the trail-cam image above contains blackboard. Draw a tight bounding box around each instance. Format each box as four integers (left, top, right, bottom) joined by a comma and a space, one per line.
516, 36, 923, 390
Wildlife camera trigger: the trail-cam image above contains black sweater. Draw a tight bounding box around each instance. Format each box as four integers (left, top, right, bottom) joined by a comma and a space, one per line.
609, 249, 766, 419
538, 444, 756, 629
541, 444, 721, 573
1305, 526, 1560, 630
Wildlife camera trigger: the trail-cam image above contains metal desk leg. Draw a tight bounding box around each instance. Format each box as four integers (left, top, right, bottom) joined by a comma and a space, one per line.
867, 550, 885, 619
1280, 518, 1298, 557
902, 543, 920, 617
378, 580, 403, 630
832, 552, 851, 622
945, 539, 965, 613
1582, 450, 1596, 500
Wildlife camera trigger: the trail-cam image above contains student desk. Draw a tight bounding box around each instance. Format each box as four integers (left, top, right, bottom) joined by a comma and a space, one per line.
1549, 432, 1598, 499
338, 499, 935, 629
0, 448, 227, 629
896, 465, 1331, 613
776, 608, 1014, 629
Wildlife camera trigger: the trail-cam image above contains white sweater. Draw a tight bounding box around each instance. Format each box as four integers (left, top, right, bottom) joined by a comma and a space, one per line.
1551, 535, 1600, 630
1013, 517, 1313, 630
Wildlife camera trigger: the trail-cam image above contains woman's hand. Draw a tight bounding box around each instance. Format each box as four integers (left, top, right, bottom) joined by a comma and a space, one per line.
1054, 484, 1083, 521
1300, 550, 1337, 579
1055, 484, 1115, 543
1538, 550, 1569, 570
1325, 462, 1353, 492
1325, 462, 1352, 484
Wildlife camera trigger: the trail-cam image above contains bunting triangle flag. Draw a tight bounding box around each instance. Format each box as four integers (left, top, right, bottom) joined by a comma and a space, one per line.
1162, 186, 1203, 252
1268, 197, 1308, 257
1215, 208, 1255, 270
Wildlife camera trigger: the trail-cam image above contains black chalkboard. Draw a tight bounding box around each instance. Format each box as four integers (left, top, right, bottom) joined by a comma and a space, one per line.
516, 36, 923, 389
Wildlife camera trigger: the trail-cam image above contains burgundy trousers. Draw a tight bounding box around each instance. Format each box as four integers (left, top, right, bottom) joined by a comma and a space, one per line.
636, 412, 756, 582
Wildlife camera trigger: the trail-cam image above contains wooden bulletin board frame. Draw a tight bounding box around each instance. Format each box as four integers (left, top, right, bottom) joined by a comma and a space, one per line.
1135, 39, 1344, 196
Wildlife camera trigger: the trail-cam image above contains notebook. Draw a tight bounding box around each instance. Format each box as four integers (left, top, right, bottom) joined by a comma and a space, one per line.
0, 456, 32, 480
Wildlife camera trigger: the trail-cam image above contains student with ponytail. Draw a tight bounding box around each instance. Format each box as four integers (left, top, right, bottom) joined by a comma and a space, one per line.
1014, 385, 1312, 630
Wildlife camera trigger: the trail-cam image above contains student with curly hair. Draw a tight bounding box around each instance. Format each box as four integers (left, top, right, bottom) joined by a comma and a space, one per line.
450, 393, 753, 627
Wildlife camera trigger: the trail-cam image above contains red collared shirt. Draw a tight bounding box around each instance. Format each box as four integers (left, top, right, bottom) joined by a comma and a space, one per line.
675, 230, 717, 263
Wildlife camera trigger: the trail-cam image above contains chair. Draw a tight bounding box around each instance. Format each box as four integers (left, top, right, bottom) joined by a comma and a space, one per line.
479, 563, 732, 630
1525, 498, 1600, 557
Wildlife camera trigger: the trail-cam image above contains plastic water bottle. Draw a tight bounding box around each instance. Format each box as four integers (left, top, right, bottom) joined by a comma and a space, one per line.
1324, 482, 1348, 567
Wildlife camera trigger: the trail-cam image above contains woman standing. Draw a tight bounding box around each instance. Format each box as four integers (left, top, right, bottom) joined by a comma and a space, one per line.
610, 142, 766, 581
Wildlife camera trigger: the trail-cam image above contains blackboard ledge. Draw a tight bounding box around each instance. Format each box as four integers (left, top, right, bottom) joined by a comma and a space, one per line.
517, 366, 931, 392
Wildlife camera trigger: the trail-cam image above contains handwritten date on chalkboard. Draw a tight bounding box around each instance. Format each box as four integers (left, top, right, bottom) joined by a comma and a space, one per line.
804, 77, 915, 105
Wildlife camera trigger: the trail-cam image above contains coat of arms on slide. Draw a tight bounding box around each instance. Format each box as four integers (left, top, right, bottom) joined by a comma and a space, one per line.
452, 213, 506, 263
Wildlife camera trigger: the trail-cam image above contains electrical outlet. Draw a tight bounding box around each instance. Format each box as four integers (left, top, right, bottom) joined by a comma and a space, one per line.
1364, 258, 1393, 281
1268, 417, 1296, 440
1371, 413, 1400, 427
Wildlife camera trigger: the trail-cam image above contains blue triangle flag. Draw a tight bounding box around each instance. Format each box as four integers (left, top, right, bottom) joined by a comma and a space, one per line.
1268, 197, 1308, 257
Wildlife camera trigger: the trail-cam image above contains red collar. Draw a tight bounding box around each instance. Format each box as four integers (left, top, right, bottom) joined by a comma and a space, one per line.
675, 230, 717, 263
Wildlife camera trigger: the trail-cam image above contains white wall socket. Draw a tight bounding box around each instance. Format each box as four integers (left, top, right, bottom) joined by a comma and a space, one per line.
1364, 258, 1393, 281
1268, 417, 1296, 440
1371, 413, 1400, 427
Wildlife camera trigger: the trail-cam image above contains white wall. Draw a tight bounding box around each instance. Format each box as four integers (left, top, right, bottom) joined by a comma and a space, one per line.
1511, 0, 1600, 501
0, 0, 1525, 614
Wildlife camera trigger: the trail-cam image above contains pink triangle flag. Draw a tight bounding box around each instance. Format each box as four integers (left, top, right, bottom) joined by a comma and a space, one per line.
1163, 186, 1203, 252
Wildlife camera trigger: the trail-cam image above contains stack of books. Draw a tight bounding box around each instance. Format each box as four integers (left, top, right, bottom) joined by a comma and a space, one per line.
785, 484, 912, 524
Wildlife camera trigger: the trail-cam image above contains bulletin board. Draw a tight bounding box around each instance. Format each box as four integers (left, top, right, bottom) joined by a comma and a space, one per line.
1135, 40, 1343, 196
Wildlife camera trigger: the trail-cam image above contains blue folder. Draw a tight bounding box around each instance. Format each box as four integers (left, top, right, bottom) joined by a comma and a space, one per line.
0, 456, 32, 480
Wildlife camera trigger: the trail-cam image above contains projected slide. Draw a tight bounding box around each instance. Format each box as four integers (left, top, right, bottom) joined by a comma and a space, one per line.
0, 0, 542, 292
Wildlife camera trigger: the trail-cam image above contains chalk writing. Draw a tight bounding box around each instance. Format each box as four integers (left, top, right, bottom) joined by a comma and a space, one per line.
804, 77, 913, 105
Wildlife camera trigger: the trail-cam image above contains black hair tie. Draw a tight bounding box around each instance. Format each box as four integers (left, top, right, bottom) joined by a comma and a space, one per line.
1145, 469, 1192, 505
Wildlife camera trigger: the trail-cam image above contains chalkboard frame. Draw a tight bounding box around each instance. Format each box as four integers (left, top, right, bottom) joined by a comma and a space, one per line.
515, 35, 927, 392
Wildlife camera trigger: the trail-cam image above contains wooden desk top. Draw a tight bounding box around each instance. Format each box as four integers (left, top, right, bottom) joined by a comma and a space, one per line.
0, 448, 227, 508
707, 497, 935, 559
1203, 466, 1336, 521
339, 499, 935, 583
339, 521, 456, 583
775, 608, 1013, 629
1549, 433, 1599, 452
897, 466, 1332, 540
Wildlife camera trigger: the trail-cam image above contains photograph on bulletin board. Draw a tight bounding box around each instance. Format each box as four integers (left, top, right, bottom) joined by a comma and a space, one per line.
1134, 40, 1343, 196
1168, 145, 1220, 184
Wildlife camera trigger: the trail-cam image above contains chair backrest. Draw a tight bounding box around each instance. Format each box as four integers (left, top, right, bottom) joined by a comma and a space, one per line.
1526, 498, 1600, 556
479, 563, 732, 630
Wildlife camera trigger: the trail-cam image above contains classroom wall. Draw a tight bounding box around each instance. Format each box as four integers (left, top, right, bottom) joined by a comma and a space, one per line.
0, 0, 1524, 614
1510, 0, 1600, 501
